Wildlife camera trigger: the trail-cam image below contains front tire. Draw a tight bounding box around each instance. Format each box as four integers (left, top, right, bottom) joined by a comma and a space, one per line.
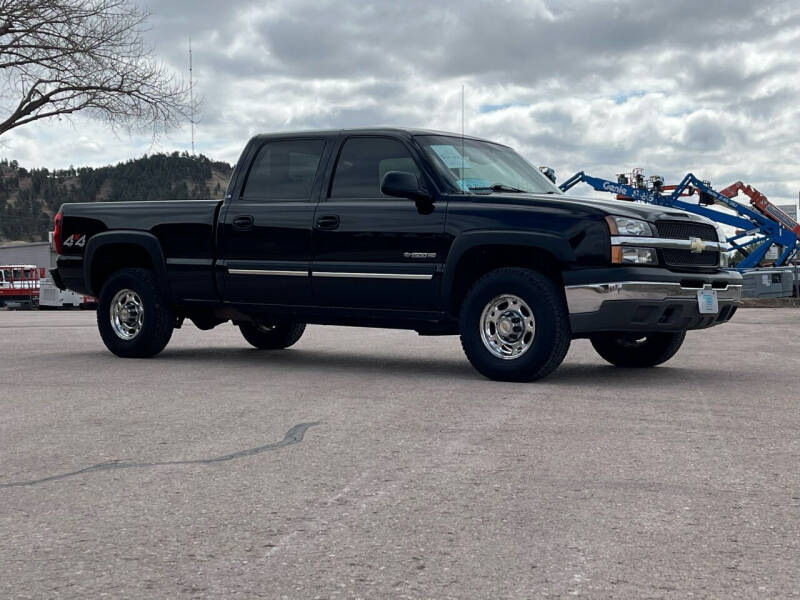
459, 268, 571, 382
590, 331, 686, 367
239, 320, 306, 350
97, 268, 174, 358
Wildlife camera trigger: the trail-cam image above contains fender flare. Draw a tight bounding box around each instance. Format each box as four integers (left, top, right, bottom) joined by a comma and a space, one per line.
441, 230, 574, 307
83, 230, 170, 298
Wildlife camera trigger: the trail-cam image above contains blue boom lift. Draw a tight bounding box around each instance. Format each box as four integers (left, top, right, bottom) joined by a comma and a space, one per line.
558, 171, 799, 270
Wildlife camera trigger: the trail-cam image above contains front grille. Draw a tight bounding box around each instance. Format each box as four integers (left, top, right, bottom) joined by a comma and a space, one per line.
656, 220, 719, 268
662, 249, 718, 267
655, 220, 717, 241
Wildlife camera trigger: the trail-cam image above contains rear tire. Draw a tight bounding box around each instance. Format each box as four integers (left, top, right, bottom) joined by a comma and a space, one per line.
459, 267, 571, 382
239, 320, 306, 350
590, 331, 686, 367
97, 268, 174, 358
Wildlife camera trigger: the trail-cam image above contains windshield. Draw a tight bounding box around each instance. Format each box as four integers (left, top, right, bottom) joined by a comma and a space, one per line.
416, 135, 561, 195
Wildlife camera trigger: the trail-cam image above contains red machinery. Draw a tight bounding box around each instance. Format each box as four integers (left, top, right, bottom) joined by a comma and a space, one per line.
717, 181, 800, 237
0, 265, 46, 308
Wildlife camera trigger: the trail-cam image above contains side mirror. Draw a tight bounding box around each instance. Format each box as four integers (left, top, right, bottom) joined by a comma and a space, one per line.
381, 171, 432, 204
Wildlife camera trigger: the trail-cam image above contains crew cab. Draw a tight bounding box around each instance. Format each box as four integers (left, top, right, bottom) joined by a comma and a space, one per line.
51, 128, 742, 381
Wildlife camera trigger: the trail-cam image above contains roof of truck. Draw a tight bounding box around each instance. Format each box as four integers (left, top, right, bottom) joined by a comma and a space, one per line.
252, 127, 496, 144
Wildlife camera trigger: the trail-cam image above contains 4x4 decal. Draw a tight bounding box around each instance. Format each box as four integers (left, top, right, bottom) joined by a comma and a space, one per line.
62, 234, 86, 248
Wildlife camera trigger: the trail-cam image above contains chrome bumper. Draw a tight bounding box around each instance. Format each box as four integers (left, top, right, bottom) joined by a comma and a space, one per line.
565, 281, 743, 314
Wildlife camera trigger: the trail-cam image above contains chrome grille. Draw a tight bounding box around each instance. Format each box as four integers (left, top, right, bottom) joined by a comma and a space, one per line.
656, 220, 719, 268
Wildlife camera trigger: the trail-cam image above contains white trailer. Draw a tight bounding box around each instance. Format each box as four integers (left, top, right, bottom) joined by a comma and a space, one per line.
38, 277, 91, 308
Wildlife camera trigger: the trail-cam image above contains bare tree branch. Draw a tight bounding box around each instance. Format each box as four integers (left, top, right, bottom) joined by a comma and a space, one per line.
0, 0, 194, 138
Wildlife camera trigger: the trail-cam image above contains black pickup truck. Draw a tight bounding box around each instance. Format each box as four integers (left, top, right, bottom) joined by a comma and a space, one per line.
52, 128, 742, 381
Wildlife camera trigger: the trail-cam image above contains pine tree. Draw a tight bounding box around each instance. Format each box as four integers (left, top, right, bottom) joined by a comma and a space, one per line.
0, 154, 232, 242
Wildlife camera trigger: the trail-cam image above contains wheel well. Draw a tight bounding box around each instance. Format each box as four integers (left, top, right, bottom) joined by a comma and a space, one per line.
447, 245, 564, 315
90, 244, 154, 294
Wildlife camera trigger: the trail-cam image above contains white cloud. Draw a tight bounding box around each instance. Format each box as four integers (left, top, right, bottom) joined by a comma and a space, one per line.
1, 0, 799, 205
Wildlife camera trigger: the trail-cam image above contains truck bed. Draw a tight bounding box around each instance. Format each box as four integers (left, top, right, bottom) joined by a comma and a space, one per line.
58, 199, 223, 302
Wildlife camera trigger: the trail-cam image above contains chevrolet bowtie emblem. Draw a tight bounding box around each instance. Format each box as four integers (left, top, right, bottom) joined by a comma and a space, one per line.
689, 237, 705, 253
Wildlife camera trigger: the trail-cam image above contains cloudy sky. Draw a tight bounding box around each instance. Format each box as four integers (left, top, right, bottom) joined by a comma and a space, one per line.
2, 0, 800, 204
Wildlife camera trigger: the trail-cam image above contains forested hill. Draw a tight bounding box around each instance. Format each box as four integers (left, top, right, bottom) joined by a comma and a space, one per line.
0, 153, 233, 243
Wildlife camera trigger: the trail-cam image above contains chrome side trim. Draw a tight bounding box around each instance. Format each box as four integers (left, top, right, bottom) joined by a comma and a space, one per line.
565, 281, 743, 314
312, 271, 433, 280
228, 268, 308, 277
226, 268, 433, 280
167, 257, 213, 266
611, 236, 728, 252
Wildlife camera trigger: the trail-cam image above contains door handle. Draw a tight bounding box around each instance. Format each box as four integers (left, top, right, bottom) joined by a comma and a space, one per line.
232, 215, 254, 231
316, 214, 340, 230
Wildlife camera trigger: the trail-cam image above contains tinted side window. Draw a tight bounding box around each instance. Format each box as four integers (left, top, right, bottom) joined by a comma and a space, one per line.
330, 137, 420, 199
242, 139, 325, 200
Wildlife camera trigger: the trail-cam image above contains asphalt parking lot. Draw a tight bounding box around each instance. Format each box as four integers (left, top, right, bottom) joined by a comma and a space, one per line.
1, 309, 799, 599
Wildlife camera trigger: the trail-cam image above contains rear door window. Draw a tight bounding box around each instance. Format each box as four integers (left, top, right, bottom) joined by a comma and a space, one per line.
242, 139, 325, 200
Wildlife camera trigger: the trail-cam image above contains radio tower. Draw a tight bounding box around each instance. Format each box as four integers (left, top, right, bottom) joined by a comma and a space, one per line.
189, 37, 195, 154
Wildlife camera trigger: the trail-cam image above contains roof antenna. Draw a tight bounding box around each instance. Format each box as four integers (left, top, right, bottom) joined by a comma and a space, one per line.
189, 37, 195, 155
461, 84, 465, 184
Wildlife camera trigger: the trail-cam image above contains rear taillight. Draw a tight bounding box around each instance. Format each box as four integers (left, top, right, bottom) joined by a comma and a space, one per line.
53, 211, 63, 254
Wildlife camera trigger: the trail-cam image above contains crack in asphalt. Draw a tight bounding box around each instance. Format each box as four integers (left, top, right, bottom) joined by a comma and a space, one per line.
0, 421, 319, 488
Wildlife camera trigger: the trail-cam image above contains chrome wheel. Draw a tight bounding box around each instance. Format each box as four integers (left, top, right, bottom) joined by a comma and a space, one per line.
479, 294, 536, 360
110, 288, 144, 340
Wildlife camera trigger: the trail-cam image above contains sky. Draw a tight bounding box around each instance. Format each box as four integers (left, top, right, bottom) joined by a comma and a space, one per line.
1, 0, 800, 205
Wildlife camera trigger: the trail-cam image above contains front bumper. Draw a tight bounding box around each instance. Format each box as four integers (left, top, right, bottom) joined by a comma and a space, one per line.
564, 268, 742, 336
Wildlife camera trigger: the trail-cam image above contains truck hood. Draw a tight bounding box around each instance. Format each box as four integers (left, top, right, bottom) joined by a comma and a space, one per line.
488, 192, 716, 226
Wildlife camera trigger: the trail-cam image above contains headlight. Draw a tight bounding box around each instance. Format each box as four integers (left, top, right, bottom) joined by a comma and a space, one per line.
606, 215, 654, 237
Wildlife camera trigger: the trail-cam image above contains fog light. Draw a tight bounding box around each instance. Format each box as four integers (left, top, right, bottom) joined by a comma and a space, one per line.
613, 246, 658, 265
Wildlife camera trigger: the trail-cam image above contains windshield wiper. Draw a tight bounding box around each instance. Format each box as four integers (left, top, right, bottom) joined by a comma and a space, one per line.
468, 183, 528, 193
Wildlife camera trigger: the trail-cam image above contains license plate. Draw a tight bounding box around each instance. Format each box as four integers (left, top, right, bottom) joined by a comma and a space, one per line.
697, 289, 719, 314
